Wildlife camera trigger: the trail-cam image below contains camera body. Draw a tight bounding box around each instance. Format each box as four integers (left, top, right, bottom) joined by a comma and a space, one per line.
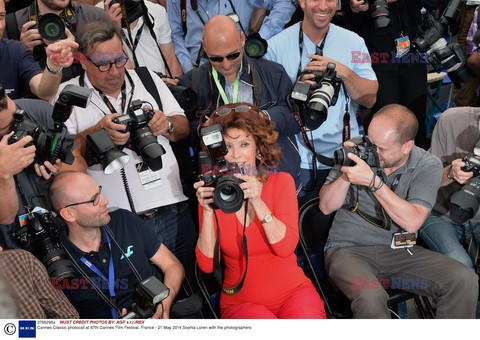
113, 99, 165, 171
198, 124, 245, 214
291, 62, 342, 131
413, 0, 471, 88
111, 0, 144, 26
8, 85, 91, 165
13, 211, 75, 279
333, 135, 380, 167
122, 275, 170, 319
462, 154, 480, 177
156, 73, 199, 112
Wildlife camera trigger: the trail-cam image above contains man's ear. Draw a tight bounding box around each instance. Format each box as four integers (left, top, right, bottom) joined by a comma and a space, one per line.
59, 207, 75, 223
403, 139, 414, 155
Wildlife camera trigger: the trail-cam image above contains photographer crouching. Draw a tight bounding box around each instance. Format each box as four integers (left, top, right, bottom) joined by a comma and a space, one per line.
320, 104, 478, 318
0, 84, 87, 258
49, 171, 184, 319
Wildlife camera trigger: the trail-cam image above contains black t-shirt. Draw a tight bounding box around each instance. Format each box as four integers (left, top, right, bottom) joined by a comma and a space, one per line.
0, 39, 42, 99
61, 209, 163, 319
0, 99, 56, 250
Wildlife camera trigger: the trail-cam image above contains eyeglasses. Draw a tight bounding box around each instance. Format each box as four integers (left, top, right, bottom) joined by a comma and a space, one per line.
87, 55, 129, 72
213, 104, 252, 117
64, 186, 103, 208
207, 51, 241, 63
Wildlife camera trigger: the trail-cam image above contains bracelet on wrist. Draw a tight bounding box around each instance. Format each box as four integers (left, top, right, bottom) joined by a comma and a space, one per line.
370, 178, 384, 193
46, 58, 63, 75
447, 165, 454, 181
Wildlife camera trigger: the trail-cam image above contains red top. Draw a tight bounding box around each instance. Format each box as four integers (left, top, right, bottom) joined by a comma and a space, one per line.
196, 172, 311, 309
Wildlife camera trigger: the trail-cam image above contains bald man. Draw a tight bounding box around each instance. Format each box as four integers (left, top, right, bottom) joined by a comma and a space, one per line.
50, 172, 184, 319
319, 104, 478, 318
179, 15, 302, 192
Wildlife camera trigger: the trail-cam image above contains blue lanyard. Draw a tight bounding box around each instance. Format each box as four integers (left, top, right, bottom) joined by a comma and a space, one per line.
80, 230, 118, 319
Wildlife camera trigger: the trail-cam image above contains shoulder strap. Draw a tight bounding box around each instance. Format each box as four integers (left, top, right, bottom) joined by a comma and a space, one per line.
134, 66, 163, 111
245, 56, 263, 104
5, 13, 20, 40
181, 0, 188, 35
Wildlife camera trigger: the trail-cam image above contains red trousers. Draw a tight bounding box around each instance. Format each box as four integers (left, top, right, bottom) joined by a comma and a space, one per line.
221, 283, 326, 319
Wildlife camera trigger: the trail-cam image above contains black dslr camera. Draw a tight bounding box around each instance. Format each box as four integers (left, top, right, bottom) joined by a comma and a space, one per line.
8, 84, 92, 165
157, 73, 199, 112
37, 13, 69, 41
122, 276, 170, 319
333, 135, 380, 167
113, 99, 165, 171
111, 0, 144, 27
450, 153, 480, 224
413, 0, 471, 88
290, 62, 342, 131
462, 154, 480, 177
13, 211, 75, 279
198, 124, 245, 214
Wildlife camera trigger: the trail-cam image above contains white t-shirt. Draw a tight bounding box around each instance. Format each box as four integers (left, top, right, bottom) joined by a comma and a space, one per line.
97, 1, 172, 74
53, 68, 188, 213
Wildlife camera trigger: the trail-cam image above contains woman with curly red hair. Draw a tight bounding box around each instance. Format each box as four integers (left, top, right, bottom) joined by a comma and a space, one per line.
194, 103, 326, 319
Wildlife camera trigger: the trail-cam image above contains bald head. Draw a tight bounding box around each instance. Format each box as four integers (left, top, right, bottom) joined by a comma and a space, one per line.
49, 171, 93, 211
203, 15, 242, 48
371, 104, 418, 144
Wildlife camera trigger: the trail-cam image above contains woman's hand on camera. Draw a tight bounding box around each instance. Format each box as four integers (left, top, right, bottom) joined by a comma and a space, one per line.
235, 173, 262, 204
194, 180, 215, 212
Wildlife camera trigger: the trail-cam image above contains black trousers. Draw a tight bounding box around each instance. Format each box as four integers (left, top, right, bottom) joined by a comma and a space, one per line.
371, 63, 429, 149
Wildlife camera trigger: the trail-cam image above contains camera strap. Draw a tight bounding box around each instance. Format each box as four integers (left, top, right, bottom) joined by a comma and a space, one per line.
211, 67, 240, 104
349, 173, 402, 231
121, 23, 144, 69
79, 229, 118, 319
296, 22, 329, 80
213, 202, 249, 295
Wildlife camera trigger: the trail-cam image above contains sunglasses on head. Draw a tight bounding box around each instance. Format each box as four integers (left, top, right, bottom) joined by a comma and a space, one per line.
213, 104, 251, 116
207, 51, 241, 63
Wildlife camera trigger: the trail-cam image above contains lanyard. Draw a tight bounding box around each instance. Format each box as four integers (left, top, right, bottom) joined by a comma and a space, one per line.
80, 230, 118, 319
121, 23, 144, 68
95, 72, 135, 115
296, 23, 329, 79
212, 67, 239, 104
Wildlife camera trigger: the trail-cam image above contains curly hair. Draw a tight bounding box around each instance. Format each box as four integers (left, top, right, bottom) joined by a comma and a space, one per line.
208, 103, 281, 182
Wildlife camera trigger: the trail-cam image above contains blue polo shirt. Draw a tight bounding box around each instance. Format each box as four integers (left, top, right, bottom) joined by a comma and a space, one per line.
0, 38, 42, 99
61, 209, 162, 319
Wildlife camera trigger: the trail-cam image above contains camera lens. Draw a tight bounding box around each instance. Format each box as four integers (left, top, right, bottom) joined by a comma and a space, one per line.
39, 237, 76, 279
450, 177, 480, 224
370, 0, 390, 31
214, 176, 244, 214
130, 126, 165, 171
38, 13, 65, 41
334, 146, 358, 166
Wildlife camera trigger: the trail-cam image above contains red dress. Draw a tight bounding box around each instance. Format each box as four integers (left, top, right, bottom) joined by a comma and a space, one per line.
196, 172, 312, 310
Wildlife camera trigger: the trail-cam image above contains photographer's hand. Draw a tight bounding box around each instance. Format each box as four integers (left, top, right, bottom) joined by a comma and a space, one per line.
194, 180, 215, 213
305, 54, 349, 79
448, 159, 474, 185
104, 0, 123, 30
161, 77, 179, 85
148, 109, 169, 137
351, 0, 369, 13
45, 31, 78, 70
33, 159, 61, 180
99, 113, 131, 145
0, 132, 36, 179
20, 21, 44, 52
340, 153, 376, 187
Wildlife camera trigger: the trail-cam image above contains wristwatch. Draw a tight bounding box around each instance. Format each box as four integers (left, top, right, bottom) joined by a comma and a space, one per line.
164, 119, 174, 135
260, 213, 273, 224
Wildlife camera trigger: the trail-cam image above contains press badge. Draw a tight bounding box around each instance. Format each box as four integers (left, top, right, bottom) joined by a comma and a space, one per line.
395, 35, 410, 58
17, 207, 49, 226
134, 154, 162, 190
390, 231, 417, 249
